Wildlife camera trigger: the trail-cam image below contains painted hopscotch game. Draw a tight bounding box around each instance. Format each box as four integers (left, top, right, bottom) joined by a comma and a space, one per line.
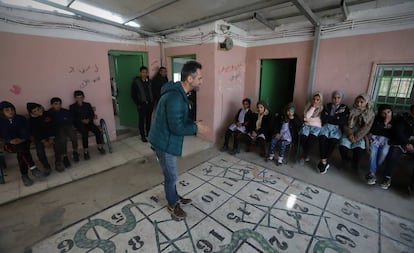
30, 154, 414, 253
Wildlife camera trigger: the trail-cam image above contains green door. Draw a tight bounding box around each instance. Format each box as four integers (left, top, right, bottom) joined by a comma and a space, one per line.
110, 51, 147, 128
259, 59, 297, 115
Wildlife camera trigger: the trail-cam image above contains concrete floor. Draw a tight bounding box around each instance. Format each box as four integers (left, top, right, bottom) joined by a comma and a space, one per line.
0, 140, 413, 253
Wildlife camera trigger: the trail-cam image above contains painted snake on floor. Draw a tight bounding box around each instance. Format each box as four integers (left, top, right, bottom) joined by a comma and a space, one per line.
73, 202, 153, 252
168, 228, 350, 253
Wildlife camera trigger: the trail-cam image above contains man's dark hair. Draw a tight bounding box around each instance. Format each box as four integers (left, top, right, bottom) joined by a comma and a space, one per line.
181, 61, 202, 82
74, 90, 84, 97
140, 66, 148, 72
242, 98, 251, 106
159, 66, 167, 72
50, 97, 62, 104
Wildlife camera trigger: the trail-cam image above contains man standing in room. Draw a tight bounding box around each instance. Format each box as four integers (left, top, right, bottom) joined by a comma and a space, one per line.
131, 66, 153, 142
149, 61, 208, 220
151, 66, 169, 108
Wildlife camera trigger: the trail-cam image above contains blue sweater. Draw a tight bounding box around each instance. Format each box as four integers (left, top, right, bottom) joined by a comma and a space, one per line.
148, 81, 197, 156
48, 108, 73, 127
0, 114, 30, 142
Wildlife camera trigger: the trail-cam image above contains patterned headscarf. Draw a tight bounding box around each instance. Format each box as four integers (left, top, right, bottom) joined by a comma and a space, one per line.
304, 91, 323, 118
348, 94, 375, 128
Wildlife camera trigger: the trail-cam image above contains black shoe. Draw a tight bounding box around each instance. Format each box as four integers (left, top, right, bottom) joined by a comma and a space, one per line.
43, 163, 52, 171
55, 162, 65, 172
220, 145, 228, 152
44, 167, 52, 176
73, 151, 80, 162
98, 147, 106, 155
31, 167, 46, 178
229, 148, 240, 155
21, 175, 33, 186
62, 156, 71, 168
84, 151, 90, 160
318, 161, 329, 174
141, 136, 148, 143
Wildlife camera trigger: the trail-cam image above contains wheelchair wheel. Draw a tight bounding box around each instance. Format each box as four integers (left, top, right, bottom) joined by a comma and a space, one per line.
100, 119, 113, 153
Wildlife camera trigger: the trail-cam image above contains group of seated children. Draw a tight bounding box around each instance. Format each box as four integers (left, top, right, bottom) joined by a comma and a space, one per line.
0, 90, 106, 187
221, 91, 414, 190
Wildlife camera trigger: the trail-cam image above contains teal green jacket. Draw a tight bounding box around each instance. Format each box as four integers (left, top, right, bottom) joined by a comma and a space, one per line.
148, 81, 197, 156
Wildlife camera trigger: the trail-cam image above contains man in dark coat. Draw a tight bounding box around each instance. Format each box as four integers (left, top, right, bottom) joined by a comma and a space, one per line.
131, 66, 153, 142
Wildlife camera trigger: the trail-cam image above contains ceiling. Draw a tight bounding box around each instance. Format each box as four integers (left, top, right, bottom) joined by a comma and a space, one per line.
0, 0, 412, 37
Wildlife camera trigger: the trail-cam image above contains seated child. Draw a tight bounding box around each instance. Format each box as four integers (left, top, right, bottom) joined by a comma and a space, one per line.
220, 98, 252, 155
267, 103, 302, 165
365, 104, 393, 185
380, 105, 414, 190
318, 90, 349, 174
69, 90, 105, 160
0, 101, 46, 186
299, 92, 323, 164
339, 94, 375, 173
245, 100, 271, 157
49, 97, 79, 166
27, 102, 63, 173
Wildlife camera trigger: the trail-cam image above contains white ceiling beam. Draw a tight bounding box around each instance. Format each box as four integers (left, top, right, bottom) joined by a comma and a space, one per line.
254, 12, 276, 30
341, 0, 350, 21
291, 0, 320, 26
159, 0, 291, 34
33, 0, 156, 36
123, 0, 179, 23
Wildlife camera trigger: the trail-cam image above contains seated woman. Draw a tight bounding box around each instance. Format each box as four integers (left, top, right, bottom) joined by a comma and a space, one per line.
299, 92, 323, 164
365, 104, 393, 185
245, 100, 271, 157
380, 105, 414, 190
267, 103, 302, 165
318, 90, 349, 174
220, 98, 252, 155
339, 94, 375, 173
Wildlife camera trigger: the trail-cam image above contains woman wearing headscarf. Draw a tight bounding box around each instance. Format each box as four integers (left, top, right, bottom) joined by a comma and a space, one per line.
299, 92, 323, 164
317, 90, 350, 174
245, 100, 272, 157
339, 94, 375, 172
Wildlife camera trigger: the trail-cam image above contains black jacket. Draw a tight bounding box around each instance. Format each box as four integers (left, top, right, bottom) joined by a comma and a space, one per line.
28, 110, 56, 141
247, 112, 272, 139
271, 113, 302, 143
388, 114, 414, 146
48, 108, 73, 127
131, 77, 153, 106
69, 102, 95, 127
0, 114, 30, 142
369, 116, 392, 138
233, 108, 253, 127
151, 74, 168, 103
321, 103, 349, 127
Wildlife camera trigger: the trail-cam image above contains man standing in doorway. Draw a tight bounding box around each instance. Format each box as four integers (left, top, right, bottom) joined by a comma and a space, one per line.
151, 66, 169, 108
149, 61, 208, 220
131, 66, 153, 142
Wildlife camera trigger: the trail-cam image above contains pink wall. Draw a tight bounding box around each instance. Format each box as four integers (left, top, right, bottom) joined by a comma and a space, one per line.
245, 29, 414, 114
0, 32, 160, 140
165, 44, 216, 141
214, 46, 247, 141
246, 40, 313, 113
315, 29, 414, 106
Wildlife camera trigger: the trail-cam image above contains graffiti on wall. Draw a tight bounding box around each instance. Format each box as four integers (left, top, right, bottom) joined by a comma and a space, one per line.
9, 84, 22, 95
219, 63, 244, 83
68, 64, 101, 89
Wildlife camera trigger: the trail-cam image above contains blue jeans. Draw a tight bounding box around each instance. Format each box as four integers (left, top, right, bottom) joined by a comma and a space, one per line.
268, 138, 289, 158
153, 147, 179, 207
369, 142, 390, 173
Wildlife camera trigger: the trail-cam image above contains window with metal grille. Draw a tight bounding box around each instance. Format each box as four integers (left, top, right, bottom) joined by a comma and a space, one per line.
371, 64, 414, 113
